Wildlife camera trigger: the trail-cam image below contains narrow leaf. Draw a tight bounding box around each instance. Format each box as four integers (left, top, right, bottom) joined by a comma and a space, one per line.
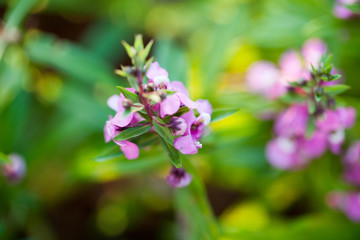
114, 125, 151, 141
116, 86, 139, 102
0, 152, 11, 164
323, 84, 350, 96
306, 116, 316, 139
94, 146, 124, 162
159, 137, 182, 168
153, 118, 175, 146
121, 40, 135, 58
211, 108, 238, 122
330, 74, 342, 81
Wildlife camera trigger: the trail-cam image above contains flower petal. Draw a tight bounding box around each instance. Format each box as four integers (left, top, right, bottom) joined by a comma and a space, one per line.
115, 140, 139, 160
174, 135, 198, 155
112, 112, 134, 127
160, 94, 180, 118
107, 95, 121, 112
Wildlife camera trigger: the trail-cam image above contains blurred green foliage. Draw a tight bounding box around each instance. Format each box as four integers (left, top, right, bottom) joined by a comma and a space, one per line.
0, 0, 360, 239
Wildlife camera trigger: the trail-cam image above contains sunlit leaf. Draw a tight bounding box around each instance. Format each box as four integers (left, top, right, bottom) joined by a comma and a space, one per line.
159, 137, 181, 168
153, 118, 174, 146
114, 124, 151, 141
211, 108, 239, 123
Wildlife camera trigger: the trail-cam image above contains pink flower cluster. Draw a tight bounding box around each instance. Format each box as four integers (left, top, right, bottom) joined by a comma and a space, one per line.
104, 62, 212, 161
267, 104, 355, 169
104, 60, 212, 188
327, 191, 360, 222
246, 38, 356, 169
246, 38, 328, 99
333, 0, 360, 19
343, 142, 360, 186
326, 143, 360, 222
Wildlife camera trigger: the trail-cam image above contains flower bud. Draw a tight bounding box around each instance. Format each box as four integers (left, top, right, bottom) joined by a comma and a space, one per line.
166, 167, 192, 188
158, 90, 167, 101
327, 97, 336, 109
315, 86, 324, 98
122, 99, 133, 109
170, 117, 187, 136
146, 82, 157, 92
1, 154, 26, 184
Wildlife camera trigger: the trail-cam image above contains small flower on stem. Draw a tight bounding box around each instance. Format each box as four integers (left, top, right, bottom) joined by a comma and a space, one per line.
166, 167, 192, 188
1, 154, 26, 184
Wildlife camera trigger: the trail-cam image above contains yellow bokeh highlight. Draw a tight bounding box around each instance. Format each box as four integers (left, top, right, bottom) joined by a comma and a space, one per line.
220, 201, 269, 232
97, 203, 128, 236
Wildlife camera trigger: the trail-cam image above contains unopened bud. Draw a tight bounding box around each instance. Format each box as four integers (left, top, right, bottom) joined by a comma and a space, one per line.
170, 117, 187, 136
146, 83, 157, 92
159, 90, 167, 101
2, 154, 26, 184
122, 99, 133, 109
327, 97, 336, 109
314, 106, 325, 118
315, 87, 324, 97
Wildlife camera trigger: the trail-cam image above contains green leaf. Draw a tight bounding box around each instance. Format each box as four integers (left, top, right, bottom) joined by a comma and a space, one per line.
163, 106, 190, 122
0, 152, 11, 164
330, 74, 342, 81
114, 124, 151, 141
159, 137, 182, 168
306, 116, 316, 139
345, 3, 360, 13
25, 32, 119, 85
4, 0, 40, 29
121, 40, 135, 59
153, 118, 175, 146
116, 86, 139, 102
138, 39, 153, 62
322, 54, 333, 73
314, 87, 324, 102
311, 64, 317, 76
94, 145, 124, 162
323, 84, 350, 96
308, 100, 316, 115
127, 75, 139, 91
211, 108, 238, 122
134, 34, 144, 52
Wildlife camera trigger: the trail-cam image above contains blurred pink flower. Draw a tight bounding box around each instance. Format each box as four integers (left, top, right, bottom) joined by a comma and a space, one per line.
1, 154, 26, 184
333, 0, 359, 19
327, 191, 360, 222
246, 61, 286, 99
166, 167, 192, 188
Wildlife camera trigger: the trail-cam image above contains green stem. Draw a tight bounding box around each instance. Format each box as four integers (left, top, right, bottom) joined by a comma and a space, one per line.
174, 158, 219, 240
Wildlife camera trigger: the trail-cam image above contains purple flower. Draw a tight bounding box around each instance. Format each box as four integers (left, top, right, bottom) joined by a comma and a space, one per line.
279, 50, 305, 82
327, 191, 360, 222
266, 133, 327, 170
166, 167, 192, 188
333, 0, 359, 19
159, 81, 197, 118
169, 117, 188, 136
1, 154, 26, 184
343, 142, 360, 186
114, 140, 139, 160
316, 107, 356, 154
174, 100, 212, 155
246, 61, 286, 99
104, 91, 142, 160
146, 62, 170, 86
274, 104, 309, 137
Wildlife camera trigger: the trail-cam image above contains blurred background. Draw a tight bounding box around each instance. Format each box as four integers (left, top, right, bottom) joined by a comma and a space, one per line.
1, 0, 360, 239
